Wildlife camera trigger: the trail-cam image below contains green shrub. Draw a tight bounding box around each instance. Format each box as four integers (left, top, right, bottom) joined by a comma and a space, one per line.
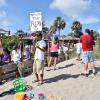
94, 46, 100, 59
2, 36, 20, 51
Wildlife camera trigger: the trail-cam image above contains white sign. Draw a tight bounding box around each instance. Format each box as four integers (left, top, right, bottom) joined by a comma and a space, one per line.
30, 12, 42, 32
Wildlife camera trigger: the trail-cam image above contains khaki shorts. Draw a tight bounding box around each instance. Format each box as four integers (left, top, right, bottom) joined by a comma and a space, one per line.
17, 62, 25, 76
33, 59, 44, 74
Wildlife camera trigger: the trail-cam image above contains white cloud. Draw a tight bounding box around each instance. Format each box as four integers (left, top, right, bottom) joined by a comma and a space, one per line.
0, 0, 7, 7
50, 0, 92, 19
0, 0, 11, 29
0, 10, 11, 29
79, 17, 100, 24
0, 18, 11, 29
0, 10, 6, 18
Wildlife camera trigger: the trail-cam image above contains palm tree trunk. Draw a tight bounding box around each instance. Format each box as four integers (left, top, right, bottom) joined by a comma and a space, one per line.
58, 29, 65, 61
58, 29, 60, 39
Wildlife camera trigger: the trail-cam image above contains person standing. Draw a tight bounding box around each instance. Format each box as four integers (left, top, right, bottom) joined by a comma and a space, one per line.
80, 29, 96, 76
33, 33, 46, 85
47, 37, 59, 71
62, 41, 69, 60
76, 40, 82, 61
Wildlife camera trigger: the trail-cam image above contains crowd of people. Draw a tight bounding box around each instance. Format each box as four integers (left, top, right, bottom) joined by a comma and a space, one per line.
0, 28, 96, 85
32, 29, 96, 85
0, 44, 31, 65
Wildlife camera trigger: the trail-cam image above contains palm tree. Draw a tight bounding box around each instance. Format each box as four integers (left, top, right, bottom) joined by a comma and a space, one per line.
53, 17, 66, 38
42, 22, 49, 39
48, 25, 57, 39
8, 31, 10, 36
49, 25, 57, 34
52, 17, 66, 60
42, 22, 49, 34
71, 21, 83, 37
90, 30, 99, 40
36, 22, 49, 39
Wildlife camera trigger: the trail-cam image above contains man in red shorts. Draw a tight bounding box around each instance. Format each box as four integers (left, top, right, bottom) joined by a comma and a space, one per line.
80, 29, 96, 76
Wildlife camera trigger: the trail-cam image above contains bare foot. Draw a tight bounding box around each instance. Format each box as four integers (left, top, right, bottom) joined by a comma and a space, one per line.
37, 81, 43, 86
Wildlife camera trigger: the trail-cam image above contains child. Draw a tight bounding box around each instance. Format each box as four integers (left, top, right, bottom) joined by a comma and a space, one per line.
2, 48, 11, 64
24, 45, 31, 61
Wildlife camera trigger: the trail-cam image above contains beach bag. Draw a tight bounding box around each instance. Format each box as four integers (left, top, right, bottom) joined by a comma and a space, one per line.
15, 92, 25, 100
13, 77, 27, 92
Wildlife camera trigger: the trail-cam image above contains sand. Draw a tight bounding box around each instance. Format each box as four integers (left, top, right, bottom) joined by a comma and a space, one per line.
0, 58, 100, 100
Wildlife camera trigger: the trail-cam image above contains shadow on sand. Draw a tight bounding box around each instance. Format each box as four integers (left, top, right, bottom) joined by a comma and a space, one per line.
96, 67, 100, 73
58, 63, 75, 70
44, 74, 80, 83
0, 88, 16, 97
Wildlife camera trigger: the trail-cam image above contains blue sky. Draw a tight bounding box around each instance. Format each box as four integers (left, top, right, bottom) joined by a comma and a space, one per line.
0, 0, 100, 35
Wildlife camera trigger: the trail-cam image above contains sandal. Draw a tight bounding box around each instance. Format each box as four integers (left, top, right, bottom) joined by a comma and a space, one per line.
32, 80, 39, 83
46, 68, 51, 71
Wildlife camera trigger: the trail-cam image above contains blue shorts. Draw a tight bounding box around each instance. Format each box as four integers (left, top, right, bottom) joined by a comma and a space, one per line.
82, 51, 94, 63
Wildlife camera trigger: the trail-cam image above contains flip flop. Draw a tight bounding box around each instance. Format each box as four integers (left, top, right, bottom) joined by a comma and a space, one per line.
32, 80, 39, 83
46, 69, 51, 71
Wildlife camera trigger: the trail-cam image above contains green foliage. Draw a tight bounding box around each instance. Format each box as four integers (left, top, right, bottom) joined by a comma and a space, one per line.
42, 21, 49, 34
2, 36, 20, 50
49, 26, 57, 34
36, 21, 49, 39
54, 17, 66, 30
67, 32, 76, 37
94, 46, 100, 59
97, 37, 100, 44
53, 16, 66, 37
71, 21, 83, 37
16, 30, 25, 35
90, 30, 99, 40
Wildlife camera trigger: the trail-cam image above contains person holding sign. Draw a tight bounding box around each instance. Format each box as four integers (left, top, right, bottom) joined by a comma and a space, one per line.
33, 33, 46, 85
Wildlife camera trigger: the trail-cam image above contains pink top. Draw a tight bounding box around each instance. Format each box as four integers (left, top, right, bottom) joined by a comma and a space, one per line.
51, 43, 59, 52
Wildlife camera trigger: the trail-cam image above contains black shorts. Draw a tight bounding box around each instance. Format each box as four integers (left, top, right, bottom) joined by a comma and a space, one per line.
50, 52, 58, 57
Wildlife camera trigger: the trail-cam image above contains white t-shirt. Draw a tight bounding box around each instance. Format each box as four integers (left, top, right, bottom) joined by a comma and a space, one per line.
17, 49, 22, 59
63, 46, 68, 53
76, 43, 82, 54
12, 50, 20, 63
34, 40, 46, 60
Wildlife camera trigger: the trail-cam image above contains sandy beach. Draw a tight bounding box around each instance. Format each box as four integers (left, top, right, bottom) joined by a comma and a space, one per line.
0, 58, 100, 100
